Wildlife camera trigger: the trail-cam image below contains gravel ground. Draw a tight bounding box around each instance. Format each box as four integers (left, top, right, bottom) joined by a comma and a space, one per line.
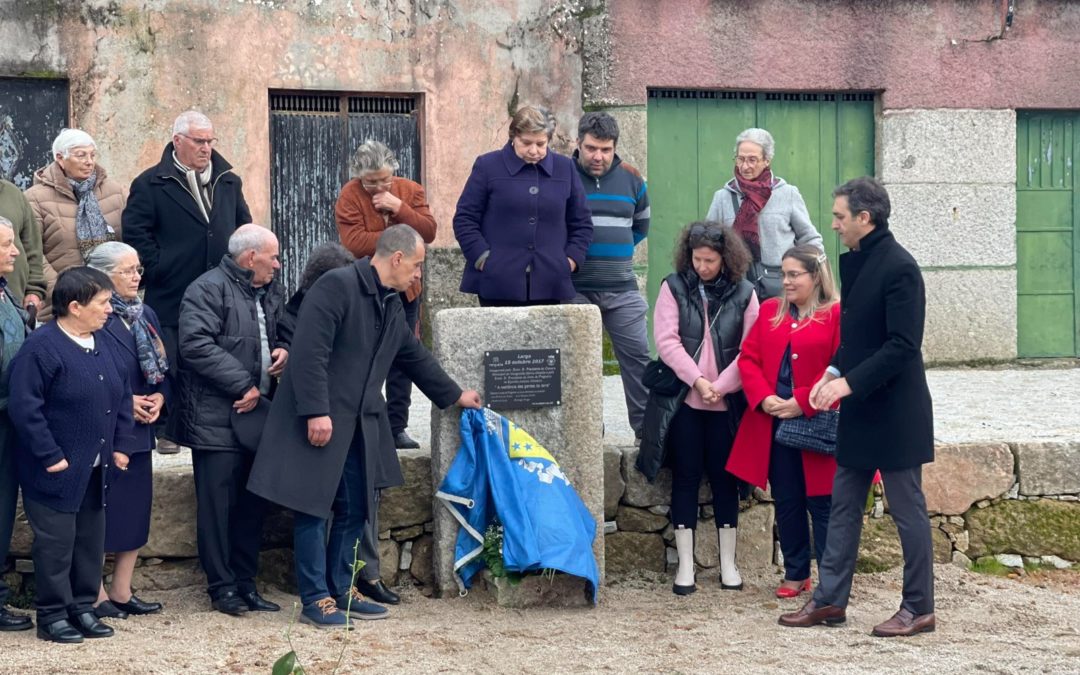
4, 564, 1079, 674
121, 365, 1079, 673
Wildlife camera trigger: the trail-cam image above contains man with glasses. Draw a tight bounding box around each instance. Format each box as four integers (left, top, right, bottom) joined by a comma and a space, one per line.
123, 110, 252, 453
332, 140, 436, 605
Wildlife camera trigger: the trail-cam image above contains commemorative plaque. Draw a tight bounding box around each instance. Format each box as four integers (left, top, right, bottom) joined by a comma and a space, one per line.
483, 349, 562, 409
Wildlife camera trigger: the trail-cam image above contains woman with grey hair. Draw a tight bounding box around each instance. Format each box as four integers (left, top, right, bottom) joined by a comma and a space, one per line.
85, 241, 169, 619
25, 128, 126, 321
705, 128, 822, 300
335, 139, 435, 454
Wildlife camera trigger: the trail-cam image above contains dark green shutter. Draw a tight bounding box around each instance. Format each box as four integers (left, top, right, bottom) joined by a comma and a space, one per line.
646, 91, 875, 321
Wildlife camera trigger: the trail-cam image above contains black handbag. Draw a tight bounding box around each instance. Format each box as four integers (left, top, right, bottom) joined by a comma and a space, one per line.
643, 292, 721, 398
775, 409, 839, 456
642, 358, 684, 396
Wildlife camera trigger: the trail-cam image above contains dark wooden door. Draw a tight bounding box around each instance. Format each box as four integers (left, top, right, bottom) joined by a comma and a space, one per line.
269, 93, 420, 294
0, 77, 70, 188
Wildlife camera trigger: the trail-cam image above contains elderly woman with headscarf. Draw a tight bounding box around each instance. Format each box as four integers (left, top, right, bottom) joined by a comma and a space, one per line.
24, 128, 126, 321
85, 242, 169, 620
705, 128, 822, 300
9, 266, 134, 643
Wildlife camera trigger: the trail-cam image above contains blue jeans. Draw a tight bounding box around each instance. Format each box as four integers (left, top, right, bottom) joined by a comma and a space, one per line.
769, 437, 831, 581
293, 440, 367, 606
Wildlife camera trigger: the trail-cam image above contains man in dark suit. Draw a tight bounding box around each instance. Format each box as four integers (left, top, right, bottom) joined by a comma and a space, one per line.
122, 110, 252, 452
779, 177, 936, 637
247, 225, 481, 629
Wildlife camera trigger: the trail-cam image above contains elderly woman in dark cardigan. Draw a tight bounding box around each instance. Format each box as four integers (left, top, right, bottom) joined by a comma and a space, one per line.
9, 266, 135, 643
86, 241, 169, 619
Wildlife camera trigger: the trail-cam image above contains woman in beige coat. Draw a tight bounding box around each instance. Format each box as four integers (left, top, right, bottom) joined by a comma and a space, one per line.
24, 129, 126, 321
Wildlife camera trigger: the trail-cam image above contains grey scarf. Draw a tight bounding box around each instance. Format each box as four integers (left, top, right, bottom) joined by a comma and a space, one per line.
69, 171, 115, 258
172, 152, 214, 222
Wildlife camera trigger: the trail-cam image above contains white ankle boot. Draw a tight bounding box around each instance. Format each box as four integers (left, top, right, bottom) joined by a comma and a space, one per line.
673, 527, 696, 595
717, 526, 743, 590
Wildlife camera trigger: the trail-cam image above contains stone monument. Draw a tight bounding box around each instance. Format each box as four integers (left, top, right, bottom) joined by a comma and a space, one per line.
430, 305, 605, 603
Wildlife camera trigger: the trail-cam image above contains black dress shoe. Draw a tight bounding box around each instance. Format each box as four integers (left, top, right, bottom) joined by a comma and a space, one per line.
393, 431, 420, 450
94, 601, 129, 620
111, 594, 162, 615
356, 578, 400, 605
70, 612, 114, 638
240, 590, 280, 612
37, 618, 83, 644
212, 591, 249, 616
0, 606, 32, 631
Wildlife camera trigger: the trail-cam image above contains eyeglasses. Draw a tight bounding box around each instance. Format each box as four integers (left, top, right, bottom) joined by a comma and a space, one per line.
116, 266, 144, 278
361, 178, 394, 189
689, 224, 724, 243
68, 151, 97, 163
781, 270, 811, 281
180, 133, 217, 147
734, 156, 764, 167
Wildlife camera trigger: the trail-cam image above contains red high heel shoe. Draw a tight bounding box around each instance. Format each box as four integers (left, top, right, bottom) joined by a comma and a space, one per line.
775, 578, 812, 599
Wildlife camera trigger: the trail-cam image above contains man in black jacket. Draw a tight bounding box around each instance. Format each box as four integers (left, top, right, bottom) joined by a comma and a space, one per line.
248, 225, 481, 629
122, 110, 252, 452
779, 177, 936, 637
178, 224, 287, 617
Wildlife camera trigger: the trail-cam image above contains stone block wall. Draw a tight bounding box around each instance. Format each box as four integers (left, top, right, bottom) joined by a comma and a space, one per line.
4, 440, 1077, 605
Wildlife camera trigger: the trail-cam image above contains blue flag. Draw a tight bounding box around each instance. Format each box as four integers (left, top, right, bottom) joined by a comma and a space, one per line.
436, 408, 599, 603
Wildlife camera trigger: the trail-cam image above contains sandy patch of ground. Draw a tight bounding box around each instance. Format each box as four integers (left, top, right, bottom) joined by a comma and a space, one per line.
4, 563, 1079, 674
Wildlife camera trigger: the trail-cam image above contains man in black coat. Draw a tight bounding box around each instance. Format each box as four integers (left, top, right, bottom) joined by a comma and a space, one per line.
779, 177, 936, 637
247, 224, 481, 629
178, 224, 287, 617
122, 110, 252, 452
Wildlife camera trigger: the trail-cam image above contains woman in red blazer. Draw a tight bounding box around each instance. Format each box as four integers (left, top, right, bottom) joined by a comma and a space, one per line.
727, 244, 840, 599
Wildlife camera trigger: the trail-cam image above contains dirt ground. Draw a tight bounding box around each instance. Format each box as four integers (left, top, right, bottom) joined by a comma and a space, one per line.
3, 564, 1079, 674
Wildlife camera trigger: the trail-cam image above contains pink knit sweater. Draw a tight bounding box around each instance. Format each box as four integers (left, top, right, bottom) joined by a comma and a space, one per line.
653, 281, 759, 411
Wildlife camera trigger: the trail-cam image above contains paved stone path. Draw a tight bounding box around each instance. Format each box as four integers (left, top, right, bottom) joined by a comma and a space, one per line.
408, 365, 1080, 447
153, 365, 1079, 472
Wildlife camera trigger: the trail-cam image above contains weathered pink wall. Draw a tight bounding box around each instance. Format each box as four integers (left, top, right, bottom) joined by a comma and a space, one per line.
0, 1, 590, 247
594, 0, 1077, 109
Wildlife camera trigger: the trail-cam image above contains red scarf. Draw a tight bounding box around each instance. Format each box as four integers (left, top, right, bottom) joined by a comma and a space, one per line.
732, 168, 773, 260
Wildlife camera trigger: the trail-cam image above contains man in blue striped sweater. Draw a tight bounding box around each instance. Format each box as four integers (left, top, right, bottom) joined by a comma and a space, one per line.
571, 112, 651, 439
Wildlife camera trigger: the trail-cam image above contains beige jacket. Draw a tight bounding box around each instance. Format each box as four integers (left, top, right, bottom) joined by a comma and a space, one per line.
24, 161, 127, 320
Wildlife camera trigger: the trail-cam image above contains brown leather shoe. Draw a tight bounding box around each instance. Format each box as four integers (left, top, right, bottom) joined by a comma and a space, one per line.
778, 599, 846, 627
871, 609, 936, 637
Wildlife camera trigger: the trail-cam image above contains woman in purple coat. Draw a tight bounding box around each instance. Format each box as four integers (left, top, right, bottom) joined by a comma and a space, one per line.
453, 105, 593, 306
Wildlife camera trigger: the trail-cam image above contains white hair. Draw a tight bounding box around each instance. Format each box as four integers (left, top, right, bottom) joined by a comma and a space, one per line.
173, 110, 213, 136
228, 224, 276, 256
0, 216, 12, 231
85, 241, 139, 273
349, 140, 399, 178
734, 127, 775, 161
52, 128, 96, 159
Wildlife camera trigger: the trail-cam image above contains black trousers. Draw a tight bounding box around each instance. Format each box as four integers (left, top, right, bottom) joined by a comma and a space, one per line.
191, 449, 267, 599
666, 405, 739, 529
23, 468, 105, 624
386, 292, 420, 436
0, 412, 19, 605
769, 436, 831, 581
157, 325, 181, 442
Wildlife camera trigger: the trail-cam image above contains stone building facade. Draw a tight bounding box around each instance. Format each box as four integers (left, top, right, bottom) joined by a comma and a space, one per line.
1, 0, 1078, 361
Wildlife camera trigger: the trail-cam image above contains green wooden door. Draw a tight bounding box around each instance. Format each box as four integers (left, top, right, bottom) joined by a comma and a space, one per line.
646, 91, 875, 310
1016, 112, 1080, 357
